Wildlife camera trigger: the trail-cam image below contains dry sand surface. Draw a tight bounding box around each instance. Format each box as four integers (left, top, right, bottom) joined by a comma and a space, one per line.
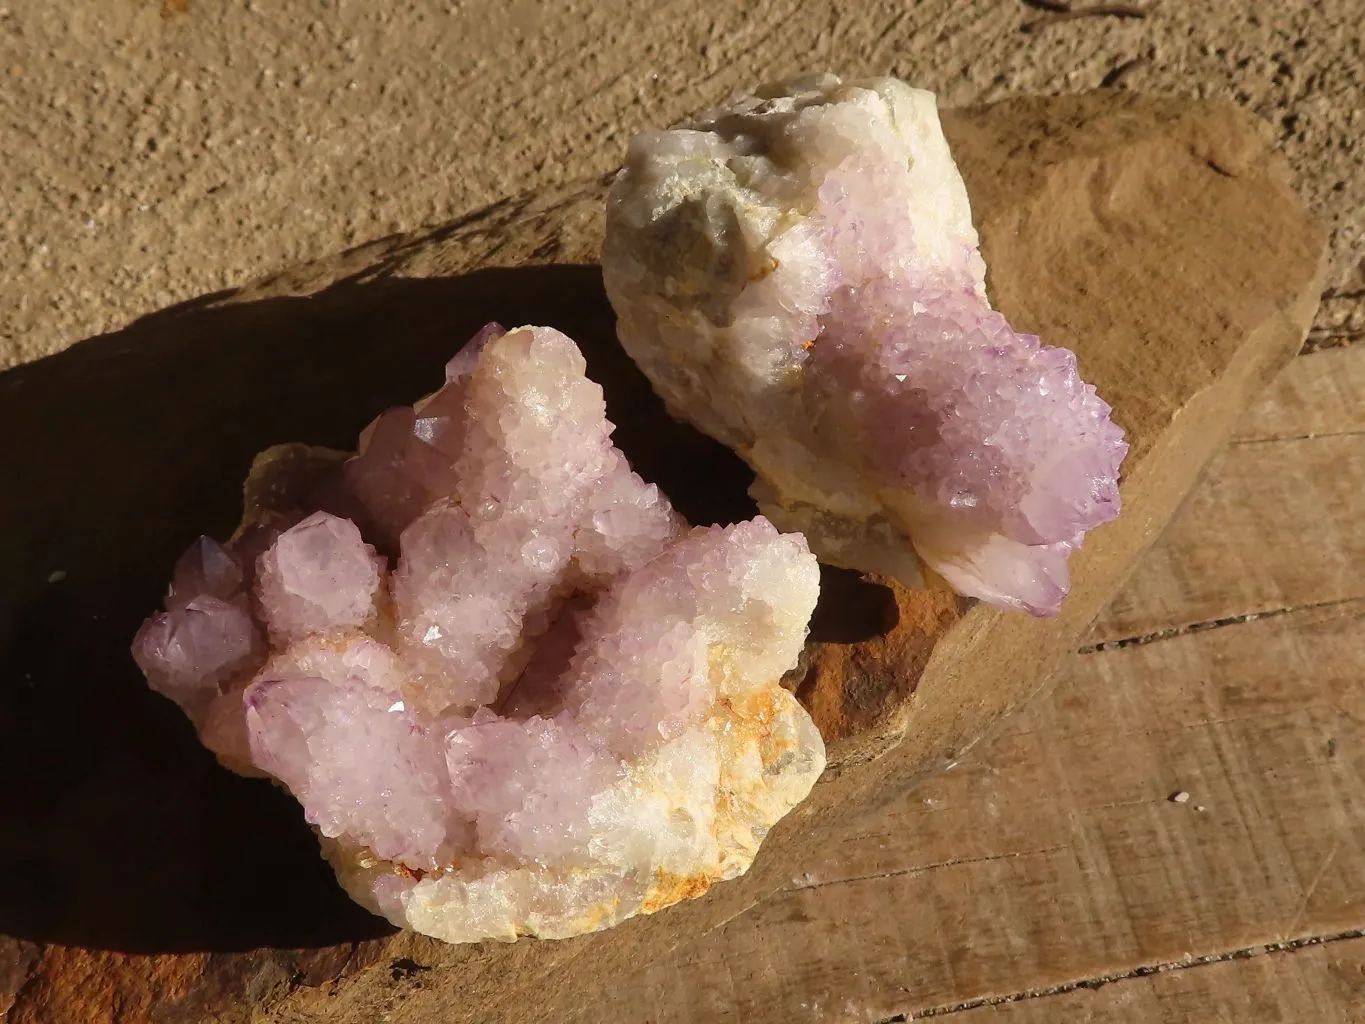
2, 0, 1362, 369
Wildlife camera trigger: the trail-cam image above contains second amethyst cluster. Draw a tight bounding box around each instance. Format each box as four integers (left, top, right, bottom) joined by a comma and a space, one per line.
603, 73, 1127, 615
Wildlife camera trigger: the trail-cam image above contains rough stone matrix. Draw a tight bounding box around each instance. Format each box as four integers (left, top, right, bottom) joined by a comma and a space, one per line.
604, 74, 1127, 616
131, 324, 825, 944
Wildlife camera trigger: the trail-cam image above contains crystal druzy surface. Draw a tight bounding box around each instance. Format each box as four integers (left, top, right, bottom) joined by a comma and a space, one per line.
133, 325, 825, 944
602, 73, 1128, 615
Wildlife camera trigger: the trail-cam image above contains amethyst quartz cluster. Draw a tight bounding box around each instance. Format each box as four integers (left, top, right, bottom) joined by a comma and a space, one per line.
133, 73, 1126, 944
135, 325, 824, 943
604, 73, 1127, 615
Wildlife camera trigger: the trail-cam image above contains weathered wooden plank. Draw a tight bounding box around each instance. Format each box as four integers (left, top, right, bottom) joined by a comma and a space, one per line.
0, 95, 1326, 1024
587, 598, 1365, 1022
581, 348, 1365, 1024
1089, 345, 1365, 644
1234, 346, 1365, 443
948, 937, 1365, 1023
1087, 431, 1365, 644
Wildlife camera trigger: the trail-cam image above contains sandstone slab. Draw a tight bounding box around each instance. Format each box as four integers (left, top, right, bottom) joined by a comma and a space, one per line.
0, 92, 1325, 1023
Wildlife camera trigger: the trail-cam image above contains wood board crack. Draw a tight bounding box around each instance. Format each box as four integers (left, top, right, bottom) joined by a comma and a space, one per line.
879, 929, 1365, 1021
1232, 427, 1365, 444
784, 846, 1070, 893
1077, 597, 1361, 654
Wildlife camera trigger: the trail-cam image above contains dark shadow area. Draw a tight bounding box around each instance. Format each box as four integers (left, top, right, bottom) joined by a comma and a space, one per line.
806, 565, 900, 645
0, 263, 758, 956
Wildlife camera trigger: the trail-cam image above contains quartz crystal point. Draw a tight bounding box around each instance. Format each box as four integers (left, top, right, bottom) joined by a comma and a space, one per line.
602, 73, 1129, 616
131, 324, 825, 943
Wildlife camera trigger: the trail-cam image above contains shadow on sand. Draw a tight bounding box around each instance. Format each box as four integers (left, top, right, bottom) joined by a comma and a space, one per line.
0, 262, 891, 954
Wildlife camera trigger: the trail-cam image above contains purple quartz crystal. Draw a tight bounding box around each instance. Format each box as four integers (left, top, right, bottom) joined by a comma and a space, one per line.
602, 73, 1128, 615
131, 324, 825, 944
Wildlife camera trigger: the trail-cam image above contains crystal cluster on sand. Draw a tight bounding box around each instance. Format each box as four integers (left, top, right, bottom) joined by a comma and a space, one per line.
133, 325, 824, 944
603, 73, 1128, 616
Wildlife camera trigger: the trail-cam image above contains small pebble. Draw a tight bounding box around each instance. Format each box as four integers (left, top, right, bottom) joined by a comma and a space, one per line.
1170, 790, 1190, 804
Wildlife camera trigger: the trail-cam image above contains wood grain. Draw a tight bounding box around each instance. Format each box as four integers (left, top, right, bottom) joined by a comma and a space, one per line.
949, 936, 1365, 1022
1234, 346, 1365, 443
582, 349, 1365, 1024
1089, 360, 1365, 645
586, 601, 1365, 1022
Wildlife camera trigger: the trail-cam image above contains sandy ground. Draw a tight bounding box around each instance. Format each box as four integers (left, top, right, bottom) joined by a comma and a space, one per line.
2, 0, 1362, 368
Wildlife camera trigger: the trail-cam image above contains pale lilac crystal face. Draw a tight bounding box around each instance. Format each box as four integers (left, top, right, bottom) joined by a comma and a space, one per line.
255, 511, 384, 643
132, 537, 263, 720
131, 324, 825, 944
169, 536, 245, 608
245, 675, 461, 868
603, 73, 1128, 615
444, 712, 621, 869
345, 406, 462, 547
131, 595, 262, 717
